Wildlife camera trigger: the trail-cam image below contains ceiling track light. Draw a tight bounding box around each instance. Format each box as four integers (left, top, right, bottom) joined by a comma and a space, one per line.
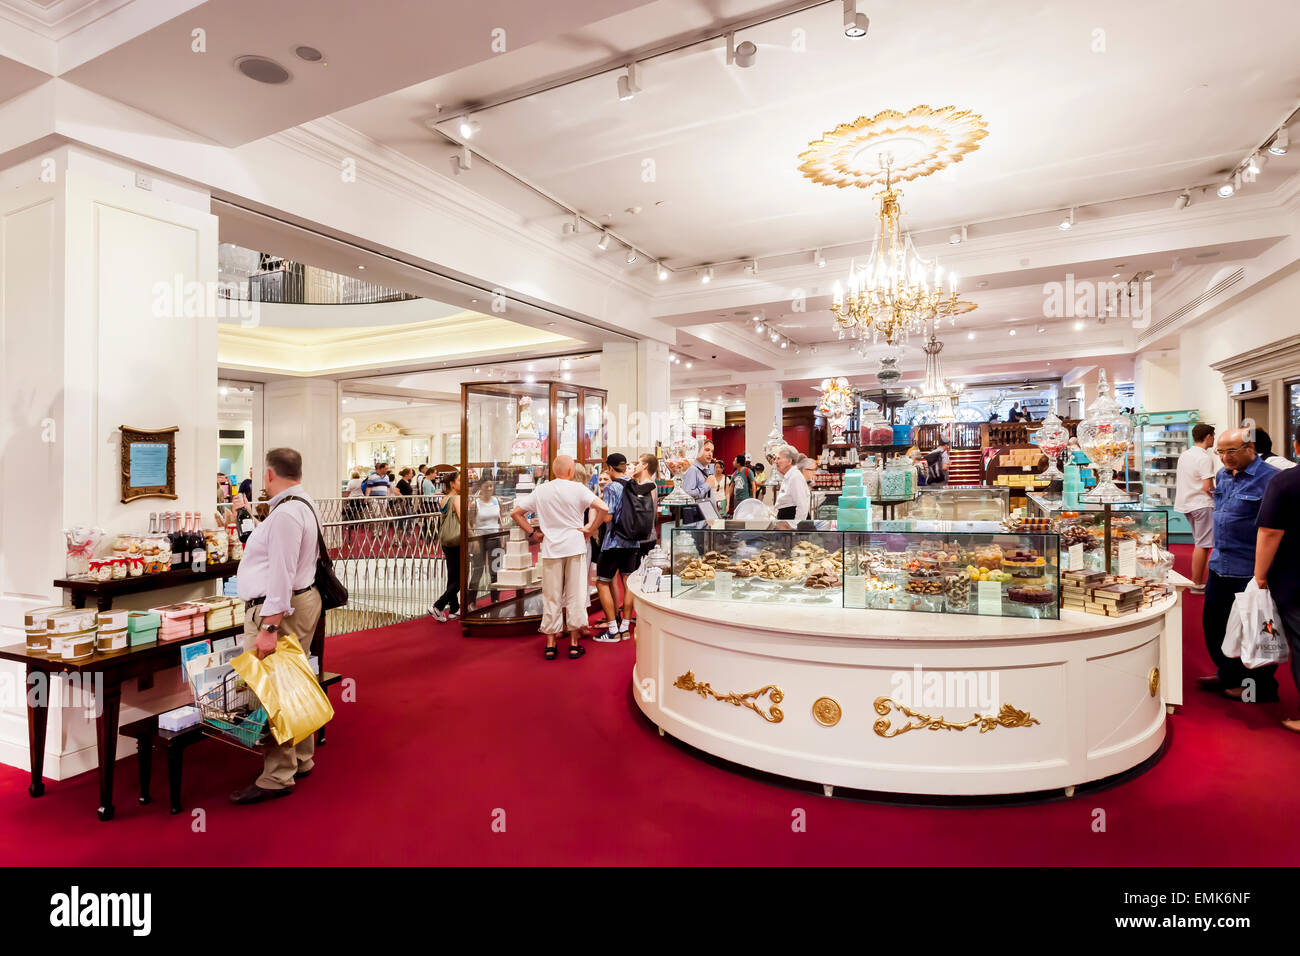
1058, 207, 1075, 231
597, 230, 611, 251
1269, 126, 1289, 156
1218, 178, 1235, 198
617, 61, 641, 102
458, 116, 479, 139
1234, 170, 1243, 192
1247, 152, 1264, 176
657, 261, 669, 281
842, 0, 869, 37
449, 145, 472, 176
700, 267, 713, 284
745, 258, 760, 276
814, 248, 826, 268
625, 247, 638, 264
726, 32, 757, 68
1173, 190, 1191, 211
949, 225, 967, 245
562, 214, 579, 235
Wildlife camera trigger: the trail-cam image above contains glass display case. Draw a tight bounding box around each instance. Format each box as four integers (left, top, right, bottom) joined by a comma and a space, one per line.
459, 379, 607, 635
668, 521, 1059, 619
897, 485, 1010, 521
1026, 493, 1168, 575
670, 523, 845, 608
844, 525, 1059, 619
1134, 409, 1201, 537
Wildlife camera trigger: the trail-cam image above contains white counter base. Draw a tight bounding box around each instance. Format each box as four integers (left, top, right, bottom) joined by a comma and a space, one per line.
630, 580, 1177, 797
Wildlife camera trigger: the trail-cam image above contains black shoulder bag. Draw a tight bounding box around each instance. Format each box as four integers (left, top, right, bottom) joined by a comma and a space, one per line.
276, 495, 349, 611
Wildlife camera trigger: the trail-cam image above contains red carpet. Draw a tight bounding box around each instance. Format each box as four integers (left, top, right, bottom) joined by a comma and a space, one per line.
3, 544, 1300, 865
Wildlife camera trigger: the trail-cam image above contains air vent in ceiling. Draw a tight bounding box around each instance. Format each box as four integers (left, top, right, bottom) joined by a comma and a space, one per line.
1139, 268, 1244, 346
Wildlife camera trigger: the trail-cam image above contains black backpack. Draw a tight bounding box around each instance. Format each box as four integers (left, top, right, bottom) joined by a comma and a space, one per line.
926, 450, 946, 482
613, 478, 656, 542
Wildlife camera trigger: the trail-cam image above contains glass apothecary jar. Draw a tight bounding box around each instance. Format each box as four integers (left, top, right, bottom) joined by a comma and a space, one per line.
1076, 371, 1136, 502
1031, 409, 1070, 482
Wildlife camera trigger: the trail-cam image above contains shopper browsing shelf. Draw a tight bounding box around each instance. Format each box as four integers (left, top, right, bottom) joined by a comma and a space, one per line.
1197, 428, 1281, 702
773, 444, 810, 521
510, 455, 609, 660
1175, 423, 1217, 590
595, 453, 658, 642
231, 447, 322, 806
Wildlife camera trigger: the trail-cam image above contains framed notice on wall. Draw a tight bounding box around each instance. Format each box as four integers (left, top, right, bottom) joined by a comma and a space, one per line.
120, 425, 178, 503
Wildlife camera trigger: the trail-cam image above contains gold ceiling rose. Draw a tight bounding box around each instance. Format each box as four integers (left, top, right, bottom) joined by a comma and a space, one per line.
798, 105, 988, 190
674, 671, 784, 723
872, 696, 1040, 738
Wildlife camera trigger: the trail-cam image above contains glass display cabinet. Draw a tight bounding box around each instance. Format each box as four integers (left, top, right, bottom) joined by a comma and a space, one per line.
1134, 409, 1201, 537
897, 485, 1010, 521
844, 525, 1060, 619
458, 380, 607, 636
670, 523, 845, 608
668, 521, 1059, 619
1025, 493, 1169, 575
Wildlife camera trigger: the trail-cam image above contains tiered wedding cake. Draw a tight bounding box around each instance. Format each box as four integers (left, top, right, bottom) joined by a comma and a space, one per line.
496, 525, 542, 587
509, 396, 543, 466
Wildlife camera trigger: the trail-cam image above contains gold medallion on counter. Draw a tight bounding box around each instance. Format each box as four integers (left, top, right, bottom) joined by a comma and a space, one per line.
1148, 667, 1160, 697
812, 697, 842, 727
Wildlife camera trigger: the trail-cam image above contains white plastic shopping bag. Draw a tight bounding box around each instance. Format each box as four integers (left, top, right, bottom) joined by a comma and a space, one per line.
1226, 580, 1289, 669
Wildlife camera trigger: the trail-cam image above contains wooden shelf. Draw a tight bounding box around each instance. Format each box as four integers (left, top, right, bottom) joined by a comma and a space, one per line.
54, 562, 240, 603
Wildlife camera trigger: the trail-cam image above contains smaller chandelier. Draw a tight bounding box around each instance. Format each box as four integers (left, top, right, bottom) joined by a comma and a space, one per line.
912, 323, 962, 423
831, 162, 962, 349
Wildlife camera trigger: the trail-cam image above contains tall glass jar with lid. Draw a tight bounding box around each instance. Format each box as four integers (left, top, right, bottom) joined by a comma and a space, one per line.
1077, 371, 1136, 502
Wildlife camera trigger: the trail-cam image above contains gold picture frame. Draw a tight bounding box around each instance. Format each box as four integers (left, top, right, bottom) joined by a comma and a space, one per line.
120, 425, 178, 503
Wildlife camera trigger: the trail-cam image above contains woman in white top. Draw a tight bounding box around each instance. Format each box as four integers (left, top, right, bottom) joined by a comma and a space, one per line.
345, 470, 365, 497
468, 478, 503, 596
708, 461, 728, 516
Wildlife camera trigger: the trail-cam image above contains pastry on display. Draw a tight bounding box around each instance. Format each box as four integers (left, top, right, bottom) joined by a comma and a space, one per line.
1008, 586, 1056, 605
906, 568, 944, 595
974, 544, 1003, 570
803, 569, 840, 590
702, 550, 732, 570
679, 558, 716, 580
944, 570, 972, 610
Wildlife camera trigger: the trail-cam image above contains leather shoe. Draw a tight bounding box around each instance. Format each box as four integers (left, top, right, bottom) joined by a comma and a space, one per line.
293, 767, 313, 780
229, 783, 293, 805
1195, 675, 1224, 691
1223, 686, 1279, 703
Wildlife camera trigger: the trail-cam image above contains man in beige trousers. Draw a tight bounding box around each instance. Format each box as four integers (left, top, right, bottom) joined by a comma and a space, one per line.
510, 455, 608, 659
232, 447, 323, 804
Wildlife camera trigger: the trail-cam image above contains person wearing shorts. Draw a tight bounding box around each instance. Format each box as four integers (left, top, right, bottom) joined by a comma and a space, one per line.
594, 453, 657, 642
1175, 423, 1217, 591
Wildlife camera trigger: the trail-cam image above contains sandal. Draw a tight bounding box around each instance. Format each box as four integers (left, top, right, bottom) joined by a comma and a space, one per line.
568, 644, 585, 659
545, 642, 558, 661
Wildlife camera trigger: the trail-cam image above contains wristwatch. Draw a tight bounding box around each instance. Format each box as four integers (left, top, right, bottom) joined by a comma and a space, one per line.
260, 623, 279, 633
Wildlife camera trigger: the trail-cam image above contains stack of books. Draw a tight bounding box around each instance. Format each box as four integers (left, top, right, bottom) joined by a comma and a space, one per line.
1060, 571, 1144, 616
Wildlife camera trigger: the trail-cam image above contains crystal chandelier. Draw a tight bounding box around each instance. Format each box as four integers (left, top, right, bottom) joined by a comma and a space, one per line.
913, 322, 962, 423
831, 161, 961, 350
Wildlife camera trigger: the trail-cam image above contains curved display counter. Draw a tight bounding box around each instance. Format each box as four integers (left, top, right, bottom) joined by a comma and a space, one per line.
629, 579, 1180, 797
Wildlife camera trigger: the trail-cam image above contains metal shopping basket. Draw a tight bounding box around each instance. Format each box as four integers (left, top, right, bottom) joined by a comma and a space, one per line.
196, 670, 270, 749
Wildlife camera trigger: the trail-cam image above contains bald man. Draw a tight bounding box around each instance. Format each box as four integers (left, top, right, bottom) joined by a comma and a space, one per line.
511, 455, 609, 659
1198, 427, 1281, 702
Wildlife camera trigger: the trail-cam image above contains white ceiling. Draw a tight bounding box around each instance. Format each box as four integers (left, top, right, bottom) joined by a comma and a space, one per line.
337, 0, 1300, 270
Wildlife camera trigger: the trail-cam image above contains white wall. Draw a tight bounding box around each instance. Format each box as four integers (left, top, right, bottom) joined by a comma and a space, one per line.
0, 155, 219, 777
1177, 264, 1300, 431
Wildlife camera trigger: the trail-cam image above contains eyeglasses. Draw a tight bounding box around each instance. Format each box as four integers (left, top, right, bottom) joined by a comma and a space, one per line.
1217, 445, 1245, 455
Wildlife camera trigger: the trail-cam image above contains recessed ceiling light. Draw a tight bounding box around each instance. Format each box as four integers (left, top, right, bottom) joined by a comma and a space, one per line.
967, 331, 975, 340
294, 45, 324, 62
1111, 273, 1120, 278
1073, 321, 1084, 331
685, 362, 693, 368
357, 264, 365, 270
236, 56, 290, 84
1009, 329, 1017, 336
1196, 250, 1221, 259
977, 280, 988, 288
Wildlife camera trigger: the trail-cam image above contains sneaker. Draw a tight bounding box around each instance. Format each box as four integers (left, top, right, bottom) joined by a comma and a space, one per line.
619, 619, 631, 635
1188, 584, 1206, 594
448, 611, 460, 620
592, 625, 621, 643
430, 608, 447, 623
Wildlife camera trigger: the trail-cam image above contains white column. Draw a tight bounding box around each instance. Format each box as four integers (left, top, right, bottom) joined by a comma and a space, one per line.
0, 151, 219, 776
265, 379, 342, 501
745, 383, 783, 463
600, 340, 671, 456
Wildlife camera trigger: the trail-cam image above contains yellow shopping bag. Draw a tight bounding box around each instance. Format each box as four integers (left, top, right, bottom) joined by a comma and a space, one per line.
231, 629, 334, 745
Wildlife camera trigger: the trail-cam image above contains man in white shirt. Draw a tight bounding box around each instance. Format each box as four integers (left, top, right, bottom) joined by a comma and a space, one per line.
1175, 423, 1217, 591
511, 455, 610, 659
232, 447, 322, 804
774, 444, 811, 521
